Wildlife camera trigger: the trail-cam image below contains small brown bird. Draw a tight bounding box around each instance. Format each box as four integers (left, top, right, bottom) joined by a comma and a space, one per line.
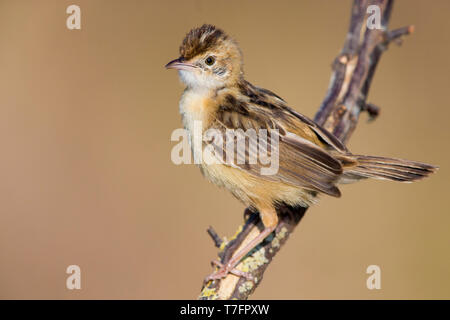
166, 24, 437, 281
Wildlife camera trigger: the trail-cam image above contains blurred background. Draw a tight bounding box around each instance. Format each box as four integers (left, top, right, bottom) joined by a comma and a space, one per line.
0, 0, 449, 299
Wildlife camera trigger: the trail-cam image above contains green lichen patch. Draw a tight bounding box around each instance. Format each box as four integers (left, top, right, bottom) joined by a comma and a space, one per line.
239, 247, 269, 273
199, 287, 218, 300
219, 238, 228, 251
271, 227, 288, 249
238, 280, 254, 294
230, 225, 243, 241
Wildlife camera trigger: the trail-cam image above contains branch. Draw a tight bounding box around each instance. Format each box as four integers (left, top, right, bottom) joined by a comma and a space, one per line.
199, 0, 412, 300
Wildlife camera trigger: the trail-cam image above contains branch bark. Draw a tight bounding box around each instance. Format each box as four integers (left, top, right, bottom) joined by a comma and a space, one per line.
199, 0, 413, 300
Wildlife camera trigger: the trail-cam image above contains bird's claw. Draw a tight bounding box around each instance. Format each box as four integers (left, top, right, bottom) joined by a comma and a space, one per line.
204, 260, 253, 284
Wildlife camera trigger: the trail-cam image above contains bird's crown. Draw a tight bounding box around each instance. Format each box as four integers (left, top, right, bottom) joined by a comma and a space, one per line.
179, 24, 239, 61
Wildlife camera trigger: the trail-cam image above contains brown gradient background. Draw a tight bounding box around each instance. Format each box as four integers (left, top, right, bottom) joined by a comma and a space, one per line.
0, 0, 449, 299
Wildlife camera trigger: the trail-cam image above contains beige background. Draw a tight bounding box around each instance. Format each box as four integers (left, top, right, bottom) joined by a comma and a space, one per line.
0, 0, 449, 299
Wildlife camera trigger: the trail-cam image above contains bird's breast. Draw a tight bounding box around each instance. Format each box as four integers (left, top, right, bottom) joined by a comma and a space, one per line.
179, 89, 217, 162
179, 90, 209, 132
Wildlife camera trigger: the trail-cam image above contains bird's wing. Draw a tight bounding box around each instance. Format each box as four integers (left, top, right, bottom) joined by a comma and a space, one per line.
283, 108, 349, 153
236, 80, 349, 154
207, 101, 344, 197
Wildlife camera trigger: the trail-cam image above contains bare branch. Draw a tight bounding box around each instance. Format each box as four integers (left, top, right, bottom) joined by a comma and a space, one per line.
207, 226, 223, 248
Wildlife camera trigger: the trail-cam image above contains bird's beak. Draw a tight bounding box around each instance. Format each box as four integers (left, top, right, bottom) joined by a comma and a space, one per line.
165, 57, 197, 71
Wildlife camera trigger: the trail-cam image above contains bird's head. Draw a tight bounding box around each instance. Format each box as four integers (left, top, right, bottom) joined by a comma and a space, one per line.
165, 24, 243, 90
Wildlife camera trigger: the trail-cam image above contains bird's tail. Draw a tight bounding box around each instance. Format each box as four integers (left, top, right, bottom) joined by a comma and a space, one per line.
339, 155, 438, 184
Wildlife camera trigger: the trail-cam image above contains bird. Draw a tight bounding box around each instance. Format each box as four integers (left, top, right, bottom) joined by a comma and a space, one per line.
165, 24, 437, 282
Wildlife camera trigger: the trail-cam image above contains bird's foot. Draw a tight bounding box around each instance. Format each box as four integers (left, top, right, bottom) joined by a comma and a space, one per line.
204, 260, 253, 284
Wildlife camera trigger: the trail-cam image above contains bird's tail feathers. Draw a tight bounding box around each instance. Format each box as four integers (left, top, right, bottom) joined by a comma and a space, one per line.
339, 155, 438, 184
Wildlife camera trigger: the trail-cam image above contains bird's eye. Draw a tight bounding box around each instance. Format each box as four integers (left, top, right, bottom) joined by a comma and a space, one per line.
205, 56, 215, 66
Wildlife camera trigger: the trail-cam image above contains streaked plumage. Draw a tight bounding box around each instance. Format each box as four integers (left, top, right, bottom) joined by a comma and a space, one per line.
166, 24, 437, 281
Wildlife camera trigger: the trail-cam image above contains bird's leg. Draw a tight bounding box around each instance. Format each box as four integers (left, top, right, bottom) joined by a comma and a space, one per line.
205, 208, 278, 282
